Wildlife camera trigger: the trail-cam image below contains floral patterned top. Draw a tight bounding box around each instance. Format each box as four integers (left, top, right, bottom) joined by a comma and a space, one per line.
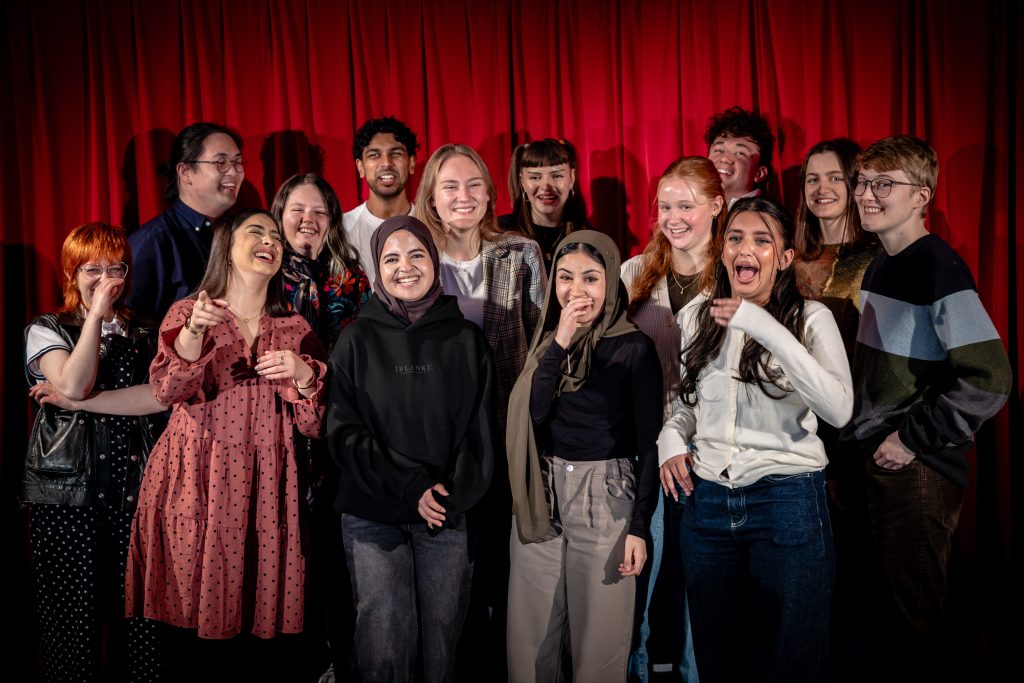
282, 246, 371, 352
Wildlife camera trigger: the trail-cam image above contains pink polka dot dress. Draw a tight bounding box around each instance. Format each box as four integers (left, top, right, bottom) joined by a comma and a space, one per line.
125, 298, 327, 639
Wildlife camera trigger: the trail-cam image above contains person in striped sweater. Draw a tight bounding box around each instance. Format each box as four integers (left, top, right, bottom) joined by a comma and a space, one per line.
841, 136, 1011, 681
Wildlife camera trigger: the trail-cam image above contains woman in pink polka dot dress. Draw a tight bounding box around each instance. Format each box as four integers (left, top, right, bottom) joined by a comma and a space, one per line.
125, 208, 327, 645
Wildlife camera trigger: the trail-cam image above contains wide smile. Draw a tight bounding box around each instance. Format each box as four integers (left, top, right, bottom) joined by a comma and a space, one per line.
297, 225, 319, 237
716, 166, 734, 177
533, 192, 560, 206
220, 181, 237, 192
394, 273, 421, 288
253, 247, 278, 263
376, 169, 397, 186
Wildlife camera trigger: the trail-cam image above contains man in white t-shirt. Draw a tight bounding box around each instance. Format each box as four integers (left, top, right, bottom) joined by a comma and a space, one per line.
343, 116, 419, 283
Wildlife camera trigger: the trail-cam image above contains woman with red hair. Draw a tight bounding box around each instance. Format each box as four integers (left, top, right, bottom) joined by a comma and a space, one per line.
621, 156, 726, 682
24, 222, 164, 681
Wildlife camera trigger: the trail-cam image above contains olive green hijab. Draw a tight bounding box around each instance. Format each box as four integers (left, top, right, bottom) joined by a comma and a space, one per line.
506, 229, 637, 543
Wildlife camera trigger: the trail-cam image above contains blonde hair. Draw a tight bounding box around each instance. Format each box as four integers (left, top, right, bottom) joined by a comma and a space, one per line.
414, 144, 501, 249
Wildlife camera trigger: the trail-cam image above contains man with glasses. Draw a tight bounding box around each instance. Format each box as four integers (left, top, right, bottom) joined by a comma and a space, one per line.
127, 122, 244, 322
841, 135, 1010, 681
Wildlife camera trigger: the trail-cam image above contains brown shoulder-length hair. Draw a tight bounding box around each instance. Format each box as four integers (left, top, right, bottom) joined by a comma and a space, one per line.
628, 156, 727, 316
58, 222, 133, 321
506, 138, 588, 238
794, 138, 863, 259
414, 144, 502, 250
190, 208, 291, 317
679, 197, 804, 405
271, 173, 360, 273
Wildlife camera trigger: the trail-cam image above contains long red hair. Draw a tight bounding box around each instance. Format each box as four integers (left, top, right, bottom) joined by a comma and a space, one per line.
58, 222, 132, 319
628, 157, 726, 315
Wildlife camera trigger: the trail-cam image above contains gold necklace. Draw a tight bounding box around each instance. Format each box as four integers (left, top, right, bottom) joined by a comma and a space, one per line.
670, 269, 699, 295
228, 305, 264, 323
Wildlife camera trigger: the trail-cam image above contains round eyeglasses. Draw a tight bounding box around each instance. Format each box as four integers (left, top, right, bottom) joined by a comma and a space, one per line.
191, 158, 246, 174
854, 177, 920, 198
79, 262, 128, 278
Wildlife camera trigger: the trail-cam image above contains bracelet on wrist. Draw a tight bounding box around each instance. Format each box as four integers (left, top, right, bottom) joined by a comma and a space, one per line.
293, 373, 315, 390
184, 315, 206, 339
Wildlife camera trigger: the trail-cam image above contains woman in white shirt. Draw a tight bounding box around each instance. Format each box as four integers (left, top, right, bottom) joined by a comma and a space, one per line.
658, 196, 852, 682
415, 143, 546, 677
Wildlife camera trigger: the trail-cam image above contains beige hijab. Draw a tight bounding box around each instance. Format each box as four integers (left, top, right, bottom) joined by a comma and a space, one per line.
506, 230, 637, 543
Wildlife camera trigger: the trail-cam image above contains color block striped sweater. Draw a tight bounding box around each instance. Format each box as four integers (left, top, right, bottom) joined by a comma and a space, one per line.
841, 234, 1010, 487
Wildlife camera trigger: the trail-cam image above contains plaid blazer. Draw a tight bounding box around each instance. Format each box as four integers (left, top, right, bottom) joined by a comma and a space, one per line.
480, 234, 547, 423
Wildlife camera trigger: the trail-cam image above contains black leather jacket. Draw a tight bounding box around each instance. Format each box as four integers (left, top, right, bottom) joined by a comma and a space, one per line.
22, 312, 158, 511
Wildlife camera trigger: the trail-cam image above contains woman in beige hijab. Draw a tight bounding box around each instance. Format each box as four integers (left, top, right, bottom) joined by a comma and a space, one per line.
506, 230, 662, 682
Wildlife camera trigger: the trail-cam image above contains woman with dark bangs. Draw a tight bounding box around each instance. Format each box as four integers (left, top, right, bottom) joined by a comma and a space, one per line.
658, 197, 852, 682
499, 137, 588, 269
24, 222, 164, 681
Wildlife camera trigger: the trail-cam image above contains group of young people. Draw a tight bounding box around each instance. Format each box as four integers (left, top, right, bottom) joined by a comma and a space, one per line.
22, 108, 1010, 683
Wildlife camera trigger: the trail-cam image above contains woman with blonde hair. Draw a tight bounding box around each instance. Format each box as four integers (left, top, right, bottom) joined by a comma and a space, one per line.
415, 143, 546, 677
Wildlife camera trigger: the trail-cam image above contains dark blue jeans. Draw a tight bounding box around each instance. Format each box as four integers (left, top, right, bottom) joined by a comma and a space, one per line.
342, 514, 473, 683
681, 471, 834, 683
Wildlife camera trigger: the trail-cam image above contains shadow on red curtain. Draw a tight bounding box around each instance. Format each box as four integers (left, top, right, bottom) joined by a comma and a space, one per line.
1, 0, 1020, 676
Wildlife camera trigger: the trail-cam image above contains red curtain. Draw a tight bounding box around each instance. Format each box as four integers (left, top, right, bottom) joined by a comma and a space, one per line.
1, 0, 1020, 669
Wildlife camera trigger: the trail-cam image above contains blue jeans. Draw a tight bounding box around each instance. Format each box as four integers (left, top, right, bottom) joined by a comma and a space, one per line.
342, 514, 472, 683
682, 471, 834, 683
628, 491, 699, 682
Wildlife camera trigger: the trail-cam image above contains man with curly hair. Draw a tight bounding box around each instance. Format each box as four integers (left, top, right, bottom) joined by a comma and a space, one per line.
704, 106, 774, 207
343, 116, 419, 282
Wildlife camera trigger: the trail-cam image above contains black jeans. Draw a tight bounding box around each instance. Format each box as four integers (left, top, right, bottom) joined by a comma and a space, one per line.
342, 514, 472, 683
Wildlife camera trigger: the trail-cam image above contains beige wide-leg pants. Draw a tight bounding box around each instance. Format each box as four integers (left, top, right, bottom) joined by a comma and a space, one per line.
507, 456, 637, 683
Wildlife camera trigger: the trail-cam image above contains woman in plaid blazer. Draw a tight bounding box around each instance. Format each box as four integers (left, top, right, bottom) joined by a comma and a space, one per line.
416, 142, 547, 678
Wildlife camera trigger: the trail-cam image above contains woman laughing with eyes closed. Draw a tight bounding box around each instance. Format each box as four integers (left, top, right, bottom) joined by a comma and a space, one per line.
124, 208, 327, 679
658, 197, 853, 682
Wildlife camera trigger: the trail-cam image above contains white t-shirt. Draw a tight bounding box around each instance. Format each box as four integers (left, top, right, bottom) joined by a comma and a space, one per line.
342, 201, 416, 286
440, 251, 485, 329
25, 317, 127, 381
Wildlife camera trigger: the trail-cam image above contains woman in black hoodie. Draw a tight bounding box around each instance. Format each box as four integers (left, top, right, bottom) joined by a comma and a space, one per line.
327, 215, 497, 682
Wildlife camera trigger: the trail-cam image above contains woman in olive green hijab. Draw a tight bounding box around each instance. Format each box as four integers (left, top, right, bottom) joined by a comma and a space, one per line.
505, 230, 662, 682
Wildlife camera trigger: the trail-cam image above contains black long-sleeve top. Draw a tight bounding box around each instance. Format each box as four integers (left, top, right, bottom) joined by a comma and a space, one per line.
530, 330, 661, 537
328, 295, 497, 527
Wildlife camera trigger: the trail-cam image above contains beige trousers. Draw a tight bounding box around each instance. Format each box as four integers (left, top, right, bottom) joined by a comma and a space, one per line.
507, 456, 637, 683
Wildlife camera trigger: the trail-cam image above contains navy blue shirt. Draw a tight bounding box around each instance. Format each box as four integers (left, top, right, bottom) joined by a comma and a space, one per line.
126, 199, 214, 324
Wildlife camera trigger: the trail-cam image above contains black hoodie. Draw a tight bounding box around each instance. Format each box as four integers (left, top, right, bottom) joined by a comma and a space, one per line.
327, 293, 497, 527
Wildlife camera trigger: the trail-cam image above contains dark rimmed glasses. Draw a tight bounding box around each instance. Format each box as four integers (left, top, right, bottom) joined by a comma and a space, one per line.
191, 157, 246, 174
854, 177, 920, 198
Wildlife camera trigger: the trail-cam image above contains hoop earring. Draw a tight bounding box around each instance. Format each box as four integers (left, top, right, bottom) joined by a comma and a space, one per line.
570, 187, 575, 198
